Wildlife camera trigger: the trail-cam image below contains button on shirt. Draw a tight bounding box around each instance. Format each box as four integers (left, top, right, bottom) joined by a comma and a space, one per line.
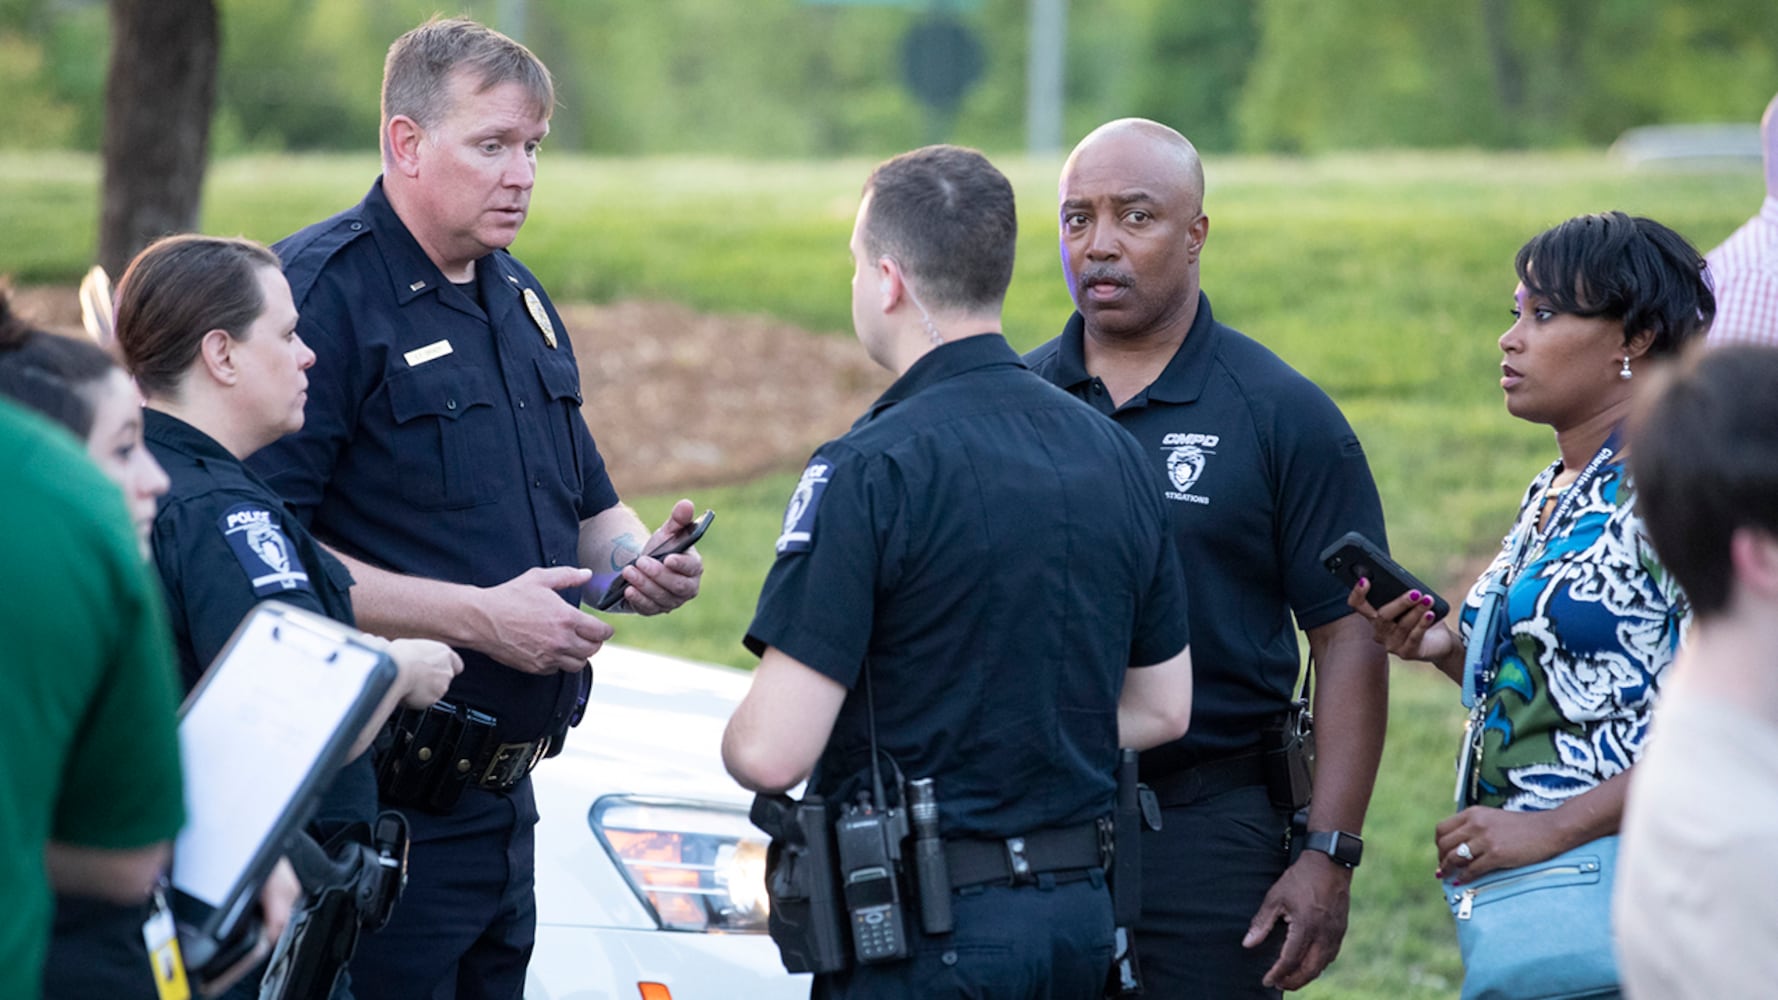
1026, 294, 1386, 771
250, 180, 620, 743
1706, 196, 1778, 347
746, 335, 1190, 838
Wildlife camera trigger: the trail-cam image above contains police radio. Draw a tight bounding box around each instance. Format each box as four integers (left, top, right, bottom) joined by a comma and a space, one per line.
834, 794, 910, 963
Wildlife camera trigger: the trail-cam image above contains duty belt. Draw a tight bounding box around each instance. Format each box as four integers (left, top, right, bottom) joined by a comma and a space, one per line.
477, 737, 549, 792
375, 699, 551, 813
943, 820, 1105, 889
1145, 751, 1268, 808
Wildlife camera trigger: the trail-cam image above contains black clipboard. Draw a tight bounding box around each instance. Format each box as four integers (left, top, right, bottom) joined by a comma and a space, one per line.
170, 600, 397, 972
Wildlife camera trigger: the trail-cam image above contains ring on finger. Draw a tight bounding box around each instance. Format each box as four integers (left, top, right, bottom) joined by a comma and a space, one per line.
1455, 841, 1474, 862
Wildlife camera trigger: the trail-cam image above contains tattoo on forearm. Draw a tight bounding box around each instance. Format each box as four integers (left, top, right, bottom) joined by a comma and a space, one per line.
609, 534, 641, 571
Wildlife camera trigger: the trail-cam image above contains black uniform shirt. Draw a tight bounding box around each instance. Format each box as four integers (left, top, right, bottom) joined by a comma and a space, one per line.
144, 408, 373, 827
250, 180, 621, 743
1025, 294, 1387, 772
746, 335, 1190, 838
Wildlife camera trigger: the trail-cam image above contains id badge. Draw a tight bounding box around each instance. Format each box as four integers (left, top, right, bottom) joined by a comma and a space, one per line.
142, 887, 192, 1000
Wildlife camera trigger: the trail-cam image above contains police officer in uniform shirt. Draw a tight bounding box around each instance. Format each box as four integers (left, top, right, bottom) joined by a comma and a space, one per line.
723, 144, 1194, 999
1025, 118, 1390, 997
246, 18, 704, 998
113, 234, 463, 998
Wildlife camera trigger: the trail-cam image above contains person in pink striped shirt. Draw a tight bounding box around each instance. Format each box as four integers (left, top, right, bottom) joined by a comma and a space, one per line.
1706, 92, 1778, 347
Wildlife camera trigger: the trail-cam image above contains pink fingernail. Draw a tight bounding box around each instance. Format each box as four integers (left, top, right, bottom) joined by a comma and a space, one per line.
1359, 577, 1369, 588
1409, 590, 1421, 601
1424, 611, 1435, 622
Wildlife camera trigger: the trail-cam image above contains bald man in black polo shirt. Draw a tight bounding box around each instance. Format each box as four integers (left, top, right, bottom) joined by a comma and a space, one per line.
1026, 118, 1390, 998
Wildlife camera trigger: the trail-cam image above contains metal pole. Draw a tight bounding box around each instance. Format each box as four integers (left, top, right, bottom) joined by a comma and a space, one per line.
1026, 0, 1066, 155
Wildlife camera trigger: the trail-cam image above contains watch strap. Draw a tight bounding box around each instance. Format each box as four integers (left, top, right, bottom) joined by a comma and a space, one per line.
1304, 829, 1362, 868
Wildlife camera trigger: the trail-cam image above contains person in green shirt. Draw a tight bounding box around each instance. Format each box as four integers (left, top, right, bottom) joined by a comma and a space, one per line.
0, 389, 185, 1000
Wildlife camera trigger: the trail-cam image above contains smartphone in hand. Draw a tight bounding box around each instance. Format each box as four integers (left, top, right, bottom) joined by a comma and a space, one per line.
1319, 530, 1449, 623
588, 510, 714, 611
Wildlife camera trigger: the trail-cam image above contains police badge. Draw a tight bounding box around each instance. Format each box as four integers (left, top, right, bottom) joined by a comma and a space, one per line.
523, 287, 558, 349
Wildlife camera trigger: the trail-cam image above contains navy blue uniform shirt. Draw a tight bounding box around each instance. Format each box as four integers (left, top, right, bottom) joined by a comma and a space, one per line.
1026, 295, 1386, 773
746, 335, 1190, 839
145, 407, 374, 828
249, 180, 621, 743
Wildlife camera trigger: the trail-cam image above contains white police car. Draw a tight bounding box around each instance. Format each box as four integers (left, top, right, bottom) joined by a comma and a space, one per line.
524, 645, 808, 1000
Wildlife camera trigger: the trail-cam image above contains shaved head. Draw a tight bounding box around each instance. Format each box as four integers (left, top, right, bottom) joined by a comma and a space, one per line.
1064, 118, 1204, 208
1058, 118, 1210, 344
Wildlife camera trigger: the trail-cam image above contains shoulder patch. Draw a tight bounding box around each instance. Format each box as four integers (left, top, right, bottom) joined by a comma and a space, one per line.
775, 456, 835, 554
218, 503, 313, 596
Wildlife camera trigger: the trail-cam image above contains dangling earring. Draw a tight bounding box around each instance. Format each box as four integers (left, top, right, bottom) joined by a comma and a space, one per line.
1619, 356, 1633, 381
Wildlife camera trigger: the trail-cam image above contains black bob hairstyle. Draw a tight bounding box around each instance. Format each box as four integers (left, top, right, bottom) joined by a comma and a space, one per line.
1515, 211, 1716, 358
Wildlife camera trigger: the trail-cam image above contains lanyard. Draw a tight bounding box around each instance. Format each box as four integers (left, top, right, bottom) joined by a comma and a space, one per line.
1454, 426, 1623, 806
1461, 425, 1624, 708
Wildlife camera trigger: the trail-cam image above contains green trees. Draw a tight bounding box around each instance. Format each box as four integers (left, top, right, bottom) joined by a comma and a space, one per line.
3, 0, 1774, 157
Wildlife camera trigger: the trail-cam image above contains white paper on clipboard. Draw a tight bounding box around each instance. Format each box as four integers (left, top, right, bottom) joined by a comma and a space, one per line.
172, 601, 394, 936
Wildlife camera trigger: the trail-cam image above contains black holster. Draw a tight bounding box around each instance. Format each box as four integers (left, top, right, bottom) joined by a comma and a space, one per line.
257, 812, 409, 1000
1261, 699, 1315, 812
750, 793, 850, 976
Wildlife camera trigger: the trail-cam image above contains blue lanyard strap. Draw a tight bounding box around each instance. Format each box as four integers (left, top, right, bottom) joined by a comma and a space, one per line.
1460, 426, 1623, 708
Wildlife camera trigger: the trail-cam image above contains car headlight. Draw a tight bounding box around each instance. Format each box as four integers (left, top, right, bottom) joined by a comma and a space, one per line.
591, 795, 771, 933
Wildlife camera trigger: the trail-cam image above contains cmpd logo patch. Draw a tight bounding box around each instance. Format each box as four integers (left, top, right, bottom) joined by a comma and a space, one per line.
219, 504, 312, 596
1161, 432, 1218, 504
775, 457, 834, 554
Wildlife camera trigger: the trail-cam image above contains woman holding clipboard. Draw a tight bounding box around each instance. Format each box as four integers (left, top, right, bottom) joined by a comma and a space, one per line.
112, 235, 462, 999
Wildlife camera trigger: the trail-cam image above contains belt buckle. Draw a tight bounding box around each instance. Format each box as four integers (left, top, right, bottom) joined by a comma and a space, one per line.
481, 740, 544, 791
1004, 836, 1032, 885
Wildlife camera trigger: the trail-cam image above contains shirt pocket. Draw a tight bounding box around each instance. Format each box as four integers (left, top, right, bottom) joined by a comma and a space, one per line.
534, 354, 587, 494
386, 363, 502, 510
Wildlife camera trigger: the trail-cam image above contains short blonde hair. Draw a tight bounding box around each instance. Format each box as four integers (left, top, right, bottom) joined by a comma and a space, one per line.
380, 16, 554, 162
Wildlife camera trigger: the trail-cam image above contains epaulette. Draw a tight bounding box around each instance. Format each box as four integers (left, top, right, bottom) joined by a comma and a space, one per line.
274, 209, 375, 307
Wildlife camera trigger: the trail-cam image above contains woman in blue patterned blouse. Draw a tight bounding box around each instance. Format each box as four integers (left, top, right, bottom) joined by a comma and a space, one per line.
1351, 212, 1712, 882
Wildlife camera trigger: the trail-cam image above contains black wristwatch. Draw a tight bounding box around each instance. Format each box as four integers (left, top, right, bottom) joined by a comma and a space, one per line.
1303, 829, 1363, 868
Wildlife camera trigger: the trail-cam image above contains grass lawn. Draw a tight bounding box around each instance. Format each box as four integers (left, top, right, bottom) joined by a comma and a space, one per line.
0, 149, 1758, 998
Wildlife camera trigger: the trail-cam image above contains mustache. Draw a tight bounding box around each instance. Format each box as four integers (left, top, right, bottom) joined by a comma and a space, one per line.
1078, 266, 1133, 288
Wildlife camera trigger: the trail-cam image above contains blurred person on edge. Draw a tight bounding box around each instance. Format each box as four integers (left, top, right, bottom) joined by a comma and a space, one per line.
0, 291, 186, 1000
1024, 118, 1389, 997
1616, 344, 1778, 998
724, 144, 1192, 998
245, 17, 703, 998
1705, 92, 1778, 346
1350, 212, 1711, 994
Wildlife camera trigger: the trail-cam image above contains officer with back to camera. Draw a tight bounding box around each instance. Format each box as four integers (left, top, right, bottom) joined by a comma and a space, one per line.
722, 143, 1194, 999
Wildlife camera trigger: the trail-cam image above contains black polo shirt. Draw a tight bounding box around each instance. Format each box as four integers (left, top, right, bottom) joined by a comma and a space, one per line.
250, 180, 621, 744
145, 408, 374, 828
1025, 294, 1386, 773
746, 334, 1190, 838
